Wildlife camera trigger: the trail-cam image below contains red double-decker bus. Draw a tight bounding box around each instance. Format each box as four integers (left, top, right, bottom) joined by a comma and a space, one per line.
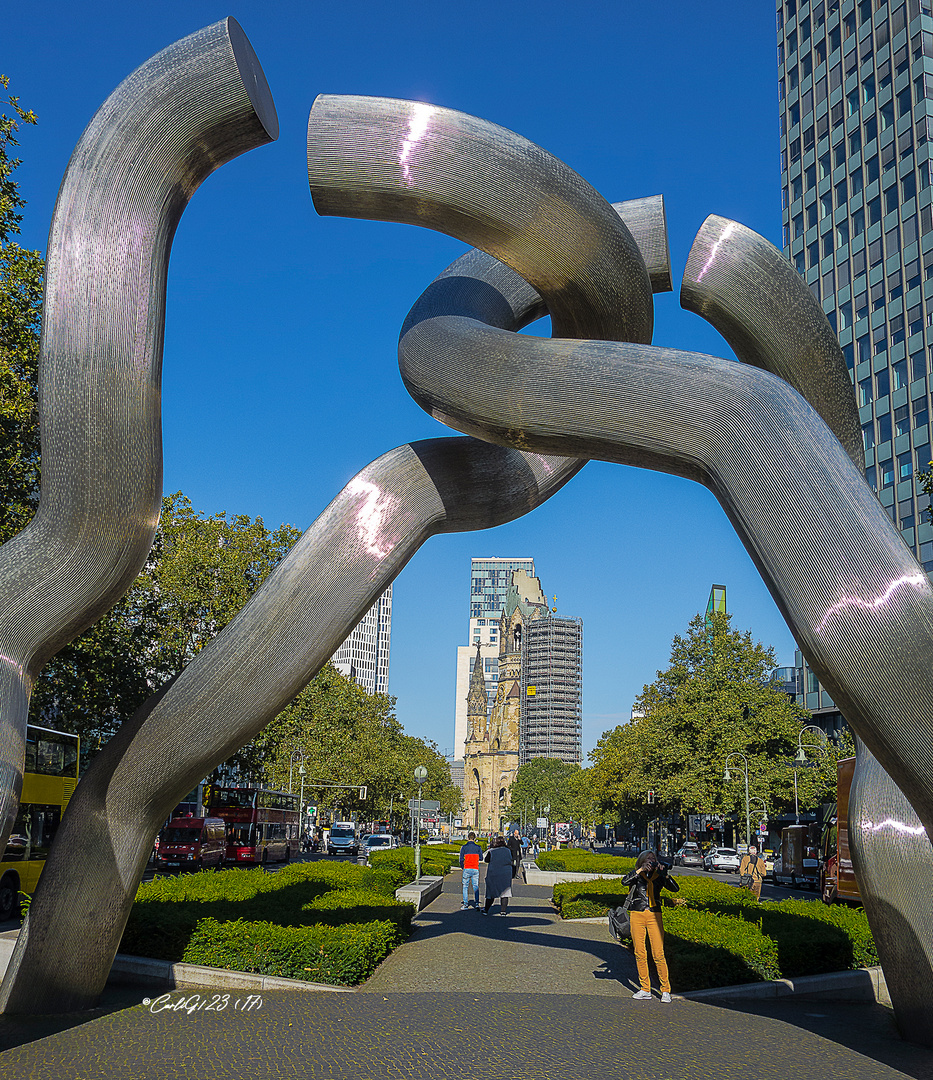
204, 785, 300, 865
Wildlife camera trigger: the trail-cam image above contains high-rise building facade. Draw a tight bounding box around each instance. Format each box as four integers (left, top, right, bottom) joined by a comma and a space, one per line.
520, 615, 584, 765
330, 585, 392, 696
452, 558, 535, 761
778, 0, 933, 575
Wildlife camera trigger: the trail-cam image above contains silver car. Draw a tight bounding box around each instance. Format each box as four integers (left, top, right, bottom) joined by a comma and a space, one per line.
674, 843, 704, 867
705, 847, 741, 873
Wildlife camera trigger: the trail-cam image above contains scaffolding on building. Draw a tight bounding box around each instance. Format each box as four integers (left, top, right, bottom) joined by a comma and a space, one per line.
520, 615, 583, 765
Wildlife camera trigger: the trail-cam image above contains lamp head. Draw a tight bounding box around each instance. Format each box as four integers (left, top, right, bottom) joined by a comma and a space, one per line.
795, 747, 807, 763
723, 766, 731, 782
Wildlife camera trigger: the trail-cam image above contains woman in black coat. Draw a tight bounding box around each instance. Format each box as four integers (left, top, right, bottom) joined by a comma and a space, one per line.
482, 836, 514, 915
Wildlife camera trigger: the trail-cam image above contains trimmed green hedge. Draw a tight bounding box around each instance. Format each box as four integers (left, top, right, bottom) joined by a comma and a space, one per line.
553, 874, 877, 991
181, 917, 403, 985
662, 907, 782, 987
121, 861, 415, 984
367, 846, 457, 883
537, 850, 635, 875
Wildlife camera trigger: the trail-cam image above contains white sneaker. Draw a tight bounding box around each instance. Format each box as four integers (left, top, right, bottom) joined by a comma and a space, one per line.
632, 989, 652, 1000
661, 992, 672, 1003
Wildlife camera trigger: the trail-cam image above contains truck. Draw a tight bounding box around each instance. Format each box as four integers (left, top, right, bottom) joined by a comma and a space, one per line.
773, 824, 820, 889
327, 821, 359, 856
820, 757, 861, 905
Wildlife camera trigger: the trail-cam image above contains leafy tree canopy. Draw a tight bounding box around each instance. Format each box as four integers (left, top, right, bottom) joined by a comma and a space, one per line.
589, 612, 852, 825
31, 493, 302, 758
257, 664, 461, 820
0, 76, 41, 543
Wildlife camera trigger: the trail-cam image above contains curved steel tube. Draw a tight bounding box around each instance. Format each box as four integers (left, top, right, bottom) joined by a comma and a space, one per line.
682, 217, 933, 1038
0, 18, 278, 861
1, 110, 667, 1010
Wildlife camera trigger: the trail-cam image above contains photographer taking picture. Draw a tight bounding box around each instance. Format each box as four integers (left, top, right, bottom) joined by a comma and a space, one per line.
621, 849, 680, 1002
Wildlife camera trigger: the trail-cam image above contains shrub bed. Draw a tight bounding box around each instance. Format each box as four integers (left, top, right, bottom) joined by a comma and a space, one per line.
368, 846, 457, 883
537, 850, 635, 875
553, 873, 877, 990
121, 860, 414, 984
181, 917, 403, 985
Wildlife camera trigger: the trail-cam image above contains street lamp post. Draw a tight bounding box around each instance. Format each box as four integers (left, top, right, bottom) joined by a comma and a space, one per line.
723, 752, 752, 848
288, 749, 304, 794
298, 764, 307, 836
413, 765, 427, 880
793, 725, 829, 823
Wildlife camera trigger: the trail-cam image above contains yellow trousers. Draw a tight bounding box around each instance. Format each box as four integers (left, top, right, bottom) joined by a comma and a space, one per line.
630, 909, 670, 993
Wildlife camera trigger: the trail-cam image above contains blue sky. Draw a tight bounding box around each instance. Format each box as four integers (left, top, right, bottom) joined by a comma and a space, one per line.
4, 2, 796, 758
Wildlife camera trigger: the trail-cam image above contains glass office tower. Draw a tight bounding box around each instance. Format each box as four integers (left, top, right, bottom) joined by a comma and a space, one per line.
778, 0, 933, 571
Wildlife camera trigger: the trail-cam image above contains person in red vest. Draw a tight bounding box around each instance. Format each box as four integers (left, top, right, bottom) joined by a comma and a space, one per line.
459, 832, 483, 909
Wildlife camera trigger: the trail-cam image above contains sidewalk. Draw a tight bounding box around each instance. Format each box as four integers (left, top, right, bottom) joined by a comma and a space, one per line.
0, 870, 929, 1079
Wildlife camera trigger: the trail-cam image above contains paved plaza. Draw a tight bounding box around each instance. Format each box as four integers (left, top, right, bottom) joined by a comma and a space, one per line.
0, 873, 929, 1079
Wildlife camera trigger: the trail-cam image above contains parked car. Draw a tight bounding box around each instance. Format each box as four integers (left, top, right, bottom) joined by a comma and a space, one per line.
360, 834, 398, 860
426, 836, 448, 845
704, 847, 741, 874
674, 843, 704, 868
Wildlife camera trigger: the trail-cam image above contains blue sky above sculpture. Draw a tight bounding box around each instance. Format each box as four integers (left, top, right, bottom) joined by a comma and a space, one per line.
5, 1, 793, 754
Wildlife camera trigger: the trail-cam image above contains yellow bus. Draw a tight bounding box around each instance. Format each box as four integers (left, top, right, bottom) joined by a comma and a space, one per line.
0, 724, 79, 920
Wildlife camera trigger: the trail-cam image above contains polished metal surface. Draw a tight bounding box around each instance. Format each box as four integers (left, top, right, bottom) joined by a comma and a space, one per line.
2, 102, 668, 1011
308, 95, 933, 1037
682, 217, 933, 1038
0, 19, 279, 1011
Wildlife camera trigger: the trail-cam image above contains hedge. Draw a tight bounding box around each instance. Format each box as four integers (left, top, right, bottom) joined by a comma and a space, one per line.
537, 850, 636, 875
367, 846, 457, 884
121, 860, 415, 981
181, 917, 403, 985
553, 873, 877, 990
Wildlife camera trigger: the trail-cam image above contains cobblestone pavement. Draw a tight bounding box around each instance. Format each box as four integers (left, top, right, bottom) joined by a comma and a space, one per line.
0, 871, 929, 1079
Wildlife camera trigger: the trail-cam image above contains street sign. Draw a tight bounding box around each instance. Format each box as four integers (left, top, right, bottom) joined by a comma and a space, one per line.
407, 799, 440, 811
758, 821, 768, 834
536, 817, 548, 828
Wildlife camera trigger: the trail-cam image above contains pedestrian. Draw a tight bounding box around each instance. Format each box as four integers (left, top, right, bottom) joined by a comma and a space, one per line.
589, 834, 597, 853
739, 841, 766, 900
621, 850, 680, 1002
459, 831, 483, 909
507, 828, 523, 879
481, 835, 514, 915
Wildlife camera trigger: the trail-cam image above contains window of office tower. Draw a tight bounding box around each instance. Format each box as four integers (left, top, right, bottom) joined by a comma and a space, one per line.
779, 0, 933, 564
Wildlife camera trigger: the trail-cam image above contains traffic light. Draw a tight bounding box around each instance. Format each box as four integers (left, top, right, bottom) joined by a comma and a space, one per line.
647, 790, 656, 805
359, 786, 367, 800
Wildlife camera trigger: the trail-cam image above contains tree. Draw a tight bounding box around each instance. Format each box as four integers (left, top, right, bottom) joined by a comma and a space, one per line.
507, 757, 582, 823
0, 76, 41, 543
589, 612, 852, 827
30, 493, 302, 759
256, 664, 461, 821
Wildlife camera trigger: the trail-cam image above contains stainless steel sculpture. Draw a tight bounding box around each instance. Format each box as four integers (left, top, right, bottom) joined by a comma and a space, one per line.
0, 89, 669, 1011
0, 17, 278, 863
681, 217, 933, 1035
307, 95, 933, 1042
4, 57, 931, 1040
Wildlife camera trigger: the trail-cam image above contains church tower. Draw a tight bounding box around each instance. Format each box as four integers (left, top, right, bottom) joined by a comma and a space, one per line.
463, 642, 490, 830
